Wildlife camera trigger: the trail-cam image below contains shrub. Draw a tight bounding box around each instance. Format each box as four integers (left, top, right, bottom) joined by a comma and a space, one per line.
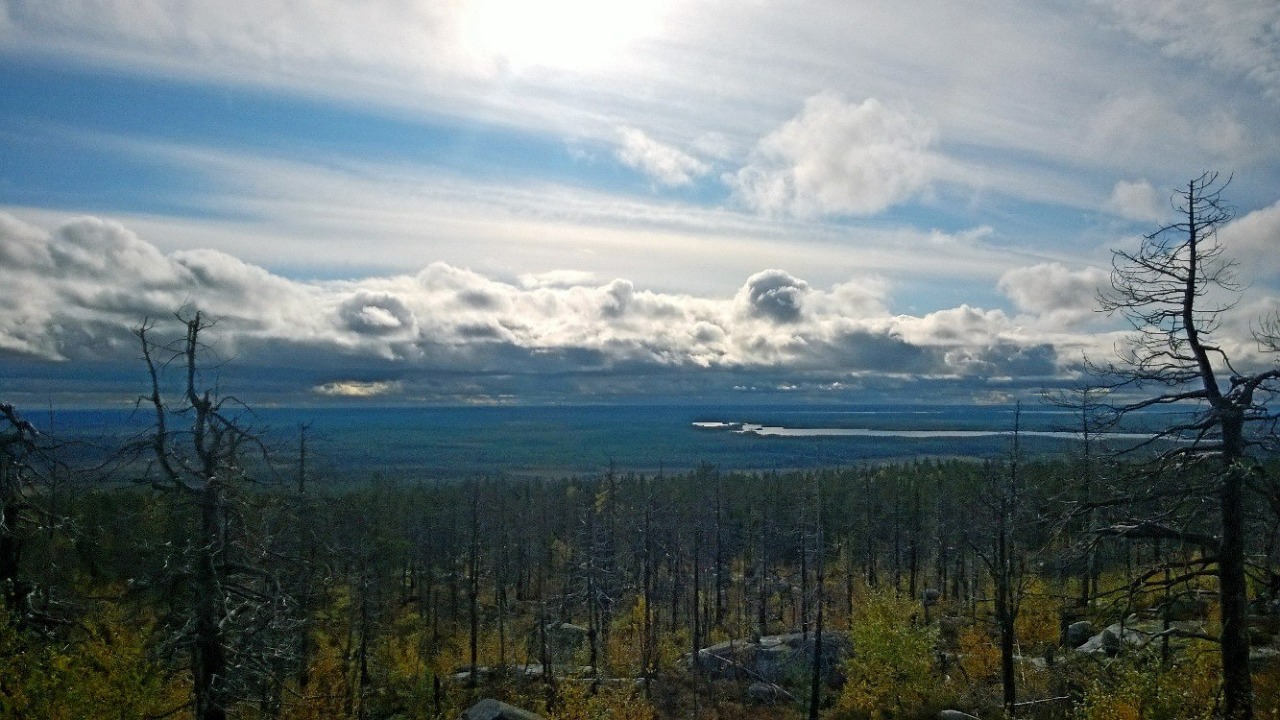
833, 589, 940, 719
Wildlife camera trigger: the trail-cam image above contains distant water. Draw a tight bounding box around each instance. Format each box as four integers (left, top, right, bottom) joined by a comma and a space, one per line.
40, 403, 1178, 480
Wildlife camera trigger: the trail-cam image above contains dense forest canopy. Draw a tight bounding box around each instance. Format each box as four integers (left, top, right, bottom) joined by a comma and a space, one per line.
4, 396, 1280, 718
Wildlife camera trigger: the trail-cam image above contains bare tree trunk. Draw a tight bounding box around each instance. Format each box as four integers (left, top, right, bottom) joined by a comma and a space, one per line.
194, 483, 229, 720
1220, 447, 1253, 720
468, 479, 480, 688
808, 482, 824, 720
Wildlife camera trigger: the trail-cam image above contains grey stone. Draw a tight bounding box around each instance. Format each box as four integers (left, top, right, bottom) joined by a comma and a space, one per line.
461, 699, 545, 720
746, 681, 787, 704
693, 631, 851, 684
1065, 620, 1093, 647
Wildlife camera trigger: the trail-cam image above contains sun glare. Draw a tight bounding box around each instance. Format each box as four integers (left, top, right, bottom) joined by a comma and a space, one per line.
465, 0, 664, 73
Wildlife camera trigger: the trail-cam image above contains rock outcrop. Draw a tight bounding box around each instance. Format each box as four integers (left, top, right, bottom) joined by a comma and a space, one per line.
461, 698, 545, 720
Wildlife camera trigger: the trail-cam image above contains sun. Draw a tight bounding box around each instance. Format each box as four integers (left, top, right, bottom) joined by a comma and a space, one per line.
464, 0, 665, 73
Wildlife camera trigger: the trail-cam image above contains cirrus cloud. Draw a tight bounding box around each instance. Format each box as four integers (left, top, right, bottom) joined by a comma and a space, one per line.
1091, 0, 1280, 99
616, 127, 710, 187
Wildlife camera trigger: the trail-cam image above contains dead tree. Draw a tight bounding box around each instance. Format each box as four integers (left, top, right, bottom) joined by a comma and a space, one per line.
1096, 172, 1280, 720
137, 312, 298, 720
0, 403, 43, 614
807, 478, 825, 720
965, 405, 1031, 718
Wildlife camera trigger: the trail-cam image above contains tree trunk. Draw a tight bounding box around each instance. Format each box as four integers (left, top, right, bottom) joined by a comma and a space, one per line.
1220, 452, 1253, 719
195, 483, 228, 720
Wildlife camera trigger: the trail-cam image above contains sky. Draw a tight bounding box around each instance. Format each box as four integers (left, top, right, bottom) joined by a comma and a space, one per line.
1, 0, 1278, 408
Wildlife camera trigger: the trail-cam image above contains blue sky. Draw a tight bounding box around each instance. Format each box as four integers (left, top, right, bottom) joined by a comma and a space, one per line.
1, 0, 1278, 406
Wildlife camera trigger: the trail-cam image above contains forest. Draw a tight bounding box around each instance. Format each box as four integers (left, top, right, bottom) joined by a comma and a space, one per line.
4, 387, 1280, 720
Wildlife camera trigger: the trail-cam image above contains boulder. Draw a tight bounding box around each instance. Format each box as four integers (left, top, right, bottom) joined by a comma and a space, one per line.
746, 681, 788, 704
1074, 618, 1205, 655
461, 699, 545, 720
1065, 620, 1093, 648
532, 622, 589, 666
693, 631, 850, 684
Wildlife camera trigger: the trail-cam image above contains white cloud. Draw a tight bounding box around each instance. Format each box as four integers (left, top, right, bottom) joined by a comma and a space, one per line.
615, 127, 709, 187
1083, 93, 1248, 171
1105, 179, 1166, 222
1221, 198, 1280, 284
894, 305, 1013, 347
518, 269, 597, 289
998, 262, 1110, 327
313, 380, 403, 397
338, 292, 417, 336
1091, 0, 1280, 98
0, 213, 1095, 388
726, 94, 939, 217
6, 0, 481, 81
808, 277, 889, 320
737, 269, 810, 324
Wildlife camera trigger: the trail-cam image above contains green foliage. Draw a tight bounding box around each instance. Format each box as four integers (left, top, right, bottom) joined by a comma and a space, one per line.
1076, 643, 1220, 720
0, 601, 185, 720
1015, 576, 1063, 650
7, 444, 1279, 720
833, 589, 940, 719
550, 682, 657, 720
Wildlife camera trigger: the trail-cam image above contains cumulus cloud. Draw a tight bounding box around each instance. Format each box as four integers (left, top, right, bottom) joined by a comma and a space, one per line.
1, 213, 1140, 402
616, 127, 710, 187
338, 292, 416, 335
998, 263, 1110, 326
808, 277, 889, 319
738, 270, 810, 324
1105, 179, 1166, 222
895, 305, 1014, 347
0, 214, 312, 359
1221, 198, 1280, 284
727, 94, 939, 217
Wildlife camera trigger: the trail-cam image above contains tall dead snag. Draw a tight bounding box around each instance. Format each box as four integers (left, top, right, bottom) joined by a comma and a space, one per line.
807, 477, 825, 720
963, 405, 1032, 717
1097, 172, 1280, 720
137, 312, 296, 720
0, 403, 43, 614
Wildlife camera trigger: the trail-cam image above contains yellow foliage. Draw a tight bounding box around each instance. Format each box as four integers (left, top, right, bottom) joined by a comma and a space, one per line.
0, 602, 186, 720
606, 596, 647, 675
549, 682, 656, 720
1079, 694, 1143, 720
282, 626, 356, 720
956, 625, 1000, 685
1015, 577, 1062, 648
655, 628, 690, 672
1254, 659, 1280, 720
834, 589, 939, 719
1077, 642, 1219, 720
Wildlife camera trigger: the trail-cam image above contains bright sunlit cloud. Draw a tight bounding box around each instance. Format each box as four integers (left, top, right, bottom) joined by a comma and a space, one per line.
3, 0, 1280, 404
463, 0, 667, 72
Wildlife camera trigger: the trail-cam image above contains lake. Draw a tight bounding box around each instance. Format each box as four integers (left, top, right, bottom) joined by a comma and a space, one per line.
35, 402, 1184, 480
